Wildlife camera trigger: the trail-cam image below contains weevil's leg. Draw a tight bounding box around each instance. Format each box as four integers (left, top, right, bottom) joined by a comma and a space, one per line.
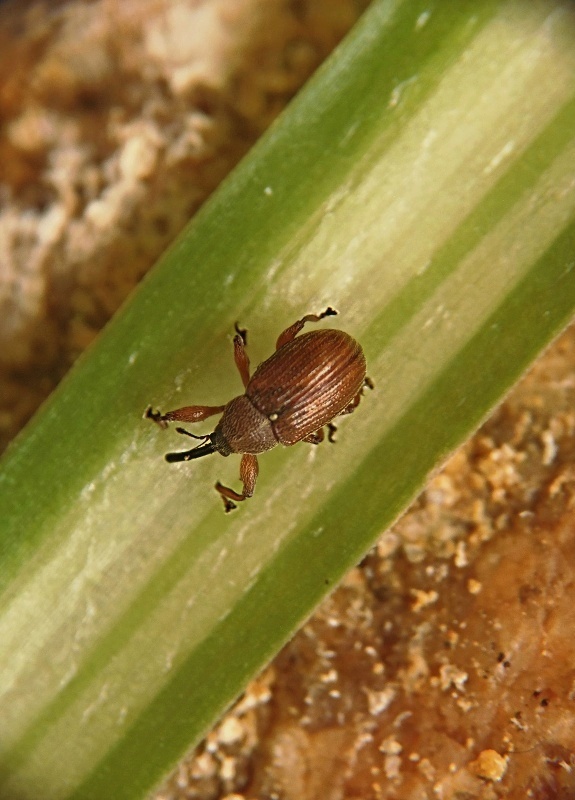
240, 453, 259, 497
338, 377, 374, 416
303, 428, 325, 445
304, 424, 338, 445
215, 453, 259, 512
145, 404, 225, 429
233, 332, 251, 388
339, 393, 361, 416
275, 307, 338, 349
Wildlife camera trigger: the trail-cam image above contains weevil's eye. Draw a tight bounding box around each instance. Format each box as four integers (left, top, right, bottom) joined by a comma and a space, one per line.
268, 412, 279, 422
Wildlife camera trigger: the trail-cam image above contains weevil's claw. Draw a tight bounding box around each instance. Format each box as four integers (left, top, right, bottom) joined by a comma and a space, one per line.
145, 405, 168, 429
234, 321, 248, 345
327, 422, 338, 443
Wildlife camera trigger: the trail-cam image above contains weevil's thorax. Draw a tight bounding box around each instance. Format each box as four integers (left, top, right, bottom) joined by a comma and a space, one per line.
211, 395, 277, 456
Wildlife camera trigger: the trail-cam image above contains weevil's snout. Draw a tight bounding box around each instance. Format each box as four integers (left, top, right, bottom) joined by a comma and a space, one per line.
165, 441, 217, 463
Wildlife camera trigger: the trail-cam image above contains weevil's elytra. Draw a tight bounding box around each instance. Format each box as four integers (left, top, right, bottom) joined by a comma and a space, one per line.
248, 328, 365, 445
146, 308, 372, 512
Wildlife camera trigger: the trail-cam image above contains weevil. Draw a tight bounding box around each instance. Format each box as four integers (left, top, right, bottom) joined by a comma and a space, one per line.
146, 308, 372, 511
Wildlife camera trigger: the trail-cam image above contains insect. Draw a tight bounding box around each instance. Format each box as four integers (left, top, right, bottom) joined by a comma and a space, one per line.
146, 308, 372, 511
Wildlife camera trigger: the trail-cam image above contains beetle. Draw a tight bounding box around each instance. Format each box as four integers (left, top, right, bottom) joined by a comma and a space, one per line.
146, 307, 372, 511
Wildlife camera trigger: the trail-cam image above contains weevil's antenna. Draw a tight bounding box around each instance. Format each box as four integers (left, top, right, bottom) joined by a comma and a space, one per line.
175, 427, 208, 441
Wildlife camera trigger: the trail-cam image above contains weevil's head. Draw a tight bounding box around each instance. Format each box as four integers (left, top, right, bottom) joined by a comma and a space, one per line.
164, 395, 277, 463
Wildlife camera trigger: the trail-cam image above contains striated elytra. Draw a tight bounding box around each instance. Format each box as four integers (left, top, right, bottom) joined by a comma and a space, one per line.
146, 308, 372, 511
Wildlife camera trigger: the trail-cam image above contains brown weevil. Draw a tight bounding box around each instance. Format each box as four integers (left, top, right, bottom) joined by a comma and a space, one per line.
146, 308, 372, 511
